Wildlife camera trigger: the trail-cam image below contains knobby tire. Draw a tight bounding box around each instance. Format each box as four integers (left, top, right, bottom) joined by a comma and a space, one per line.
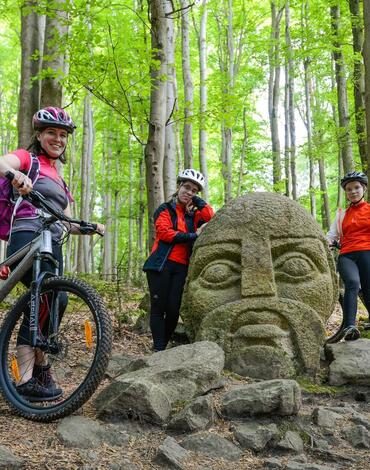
0, 277, 112, 422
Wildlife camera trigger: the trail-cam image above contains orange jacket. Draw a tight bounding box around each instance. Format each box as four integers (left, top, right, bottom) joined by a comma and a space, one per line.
143, 196, 214, 271
340, 201, 370, 254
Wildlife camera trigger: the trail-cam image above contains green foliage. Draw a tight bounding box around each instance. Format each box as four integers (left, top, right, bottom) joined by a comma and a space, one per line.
0, 0, 366, 278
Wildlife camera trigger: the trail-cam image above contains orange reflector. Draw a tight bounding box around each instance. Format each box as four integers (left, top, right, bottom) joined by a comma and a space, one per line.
11, 356, 20, 382
84, 320, 93, 348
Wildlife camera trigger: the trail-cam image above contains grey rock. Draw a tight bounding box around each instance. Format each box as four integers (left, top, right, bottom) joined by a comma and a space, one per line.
351, 411, 370, 430
286, 464, 337, 470
106, 353, 146, 378
95, 341, 224, 424
290, 454, 307, 463
311, 408, 342, 428
343, 424, 370, 448
312, 438, 329, 451
57, 416, 129, 449
232, 422, 279, 451
167, 395, 214, 432
154, 436, 190, 470
326, 339, 370, 386
108, 460, 139, 470
276, 431, 304, 454
180, 431, 243, 461
222, 379, 301, 418
263, 457, 283, 469
0, 445, 24, 469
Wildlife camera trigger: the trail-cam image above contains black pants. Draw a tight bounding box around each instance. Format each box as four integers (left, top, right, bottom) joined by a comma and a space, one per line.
146, 260, 188, 351
338, 250, 370, 327
7, 231, 67, 345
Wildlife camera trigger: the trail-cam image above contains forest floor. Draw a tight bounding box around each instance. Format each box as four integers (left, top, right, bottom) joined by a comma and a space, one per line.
0, 281, 369, 470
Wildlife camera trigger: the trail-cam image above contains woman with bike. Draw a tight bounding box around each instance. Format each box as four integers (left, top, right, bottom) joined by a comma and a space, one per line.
143, 169, 214, 352
0, 107, 104, 402
327, 171, 370, 341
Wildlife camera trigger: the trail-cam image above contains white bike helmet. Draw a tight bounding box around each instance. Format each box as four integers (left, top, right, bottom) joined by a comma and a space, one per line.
177, 169, 205, 191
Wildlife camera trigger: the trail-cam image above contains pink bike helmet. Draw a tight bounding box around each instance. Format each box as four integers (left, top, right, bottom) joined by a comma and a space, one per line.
32, 107, 76, 134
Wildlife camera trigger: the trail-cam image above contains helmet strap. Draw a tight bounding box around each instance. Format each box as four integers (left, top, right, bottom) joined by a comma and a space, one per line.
349, 195, 365, 205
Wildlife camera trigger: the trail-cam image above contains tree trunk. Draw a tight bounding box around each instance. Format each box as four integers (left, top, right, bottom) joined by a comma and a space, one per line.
304, 58, 316, 218
284, 58, 291, 198
127, 135, 134, 285
349, 0, 367, 171
76, 93, 93, 273
286, 0, 296, 200
103, 134, 112, 280
181, 0, 194, 168
137, 143, 146, 284
318, 156, 331, 230
164, 7, 177, 199
268, 2, 283, 190
18, 1, 44, 148
364, 0, 370, 199
330, 4, 354, 174
198, 0, 209, 200
40, 0, 68, 107
144, 0, 168, 247
237, 107, 248, 197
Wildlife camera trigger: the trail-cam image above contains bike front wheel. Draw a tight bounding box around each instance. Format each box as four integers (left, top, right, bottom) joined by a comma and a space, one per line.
0, 276, 112, 422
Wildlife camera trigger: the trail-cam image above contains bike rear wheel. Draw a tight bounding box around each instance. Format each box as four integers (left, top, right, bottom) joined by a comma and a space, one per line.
0, 276, 112, 422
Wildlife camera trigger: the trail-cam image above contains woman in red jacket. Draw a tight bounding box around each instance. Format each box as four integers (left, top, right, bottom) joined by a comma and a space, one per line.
143, 169, 214, 351
327, 171, 370, 341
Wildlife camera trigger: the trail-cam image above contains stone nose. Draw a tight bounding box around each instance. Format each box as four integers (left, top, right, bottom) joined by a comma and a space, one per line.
241, 236, 276, 298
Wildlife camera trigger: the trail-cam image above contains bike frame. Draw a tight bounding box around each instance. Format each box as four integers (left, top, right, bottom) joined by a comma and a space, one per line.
0, 229, 59, 347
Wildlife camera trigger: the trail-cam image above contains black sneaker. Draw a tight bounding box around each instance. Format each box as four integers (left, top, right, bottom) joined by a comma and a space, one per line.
343, 325, 361, 341
33, 363, 62, 395
16, 377, 62, 402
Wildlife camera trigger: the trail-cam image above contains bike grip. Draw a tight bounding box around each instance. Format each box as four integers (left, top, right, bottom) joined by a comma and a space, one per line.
5, 170, 14, 181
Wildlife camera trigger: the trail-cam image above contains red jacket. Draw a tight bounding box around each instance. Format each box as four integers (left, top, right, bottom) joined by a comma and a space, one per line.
143, 196, 214, 271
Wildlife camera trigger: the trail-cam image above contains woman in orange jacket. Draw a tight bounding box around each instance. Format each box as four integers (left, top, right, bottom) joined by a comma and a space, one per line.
327, 171, 370, 341
143, 169, 214, 351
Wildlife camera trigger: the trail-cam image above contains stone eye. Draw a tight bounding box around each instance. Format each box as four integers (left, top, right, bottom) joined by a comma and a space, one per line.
199, 261, 240, 288
274, 254, 317, 282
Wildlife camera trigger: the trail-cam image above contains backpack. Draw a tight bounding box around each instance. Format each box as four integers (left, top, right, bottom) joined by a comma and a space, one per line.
0, 153, 40, 241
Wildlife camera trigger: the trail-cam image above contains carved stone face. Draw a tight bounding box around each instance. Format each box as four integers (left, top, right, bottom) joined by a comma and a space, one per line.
181, 193, 338, 380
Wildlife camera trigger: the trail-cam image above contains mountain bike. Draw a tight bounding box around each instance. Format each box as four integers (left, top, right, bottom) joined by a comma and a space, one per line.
0, 175, 112, 422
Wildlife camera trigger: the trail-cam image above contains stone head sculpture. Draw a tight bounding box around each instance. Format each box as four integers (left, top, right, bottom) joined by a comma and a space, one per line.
181, 192, 338, 379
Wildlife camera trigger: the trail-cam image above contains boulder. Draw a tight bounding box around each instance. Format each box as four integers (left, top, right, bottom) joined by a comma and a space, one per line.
167, 395, 214, 432
325, 340, 370, 386
180, 431, 243, 461
343, 425, 370, 448
232, 421, 279, 451
154, 436, 190, 470
57, 416, 129, 449
222, 379, 301, 418
181, 192, 338, 380
311, 408, 342, 428
0, 446, 24, 469
276, 431, 304, 454
95, 341, 224, 424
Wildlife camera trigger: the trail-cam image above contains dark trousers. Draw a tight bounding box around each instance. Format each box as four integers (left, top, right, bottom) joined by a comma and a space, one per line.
338, 250, 370, 327
7, 231, 67, 345
146, 260, 188, 351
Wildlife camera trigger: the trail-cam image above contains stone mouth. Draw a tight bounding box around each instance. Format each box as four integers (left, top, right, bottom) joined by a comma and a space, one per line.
229, 311, 294, 360
233, 324, 289, 339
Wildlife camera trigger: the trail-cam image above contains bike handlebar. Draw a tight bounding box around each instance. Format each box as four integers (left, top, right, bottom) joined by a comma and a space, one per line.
5, 171, 102, 236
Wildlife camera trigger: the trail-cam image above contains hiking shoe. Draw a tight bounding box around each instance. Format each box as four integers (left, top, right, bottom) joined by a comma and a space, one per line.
16, 377, 62, 402
363, 323, 370, 331
343, 325, 361, 341
33, 363, 62, 395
